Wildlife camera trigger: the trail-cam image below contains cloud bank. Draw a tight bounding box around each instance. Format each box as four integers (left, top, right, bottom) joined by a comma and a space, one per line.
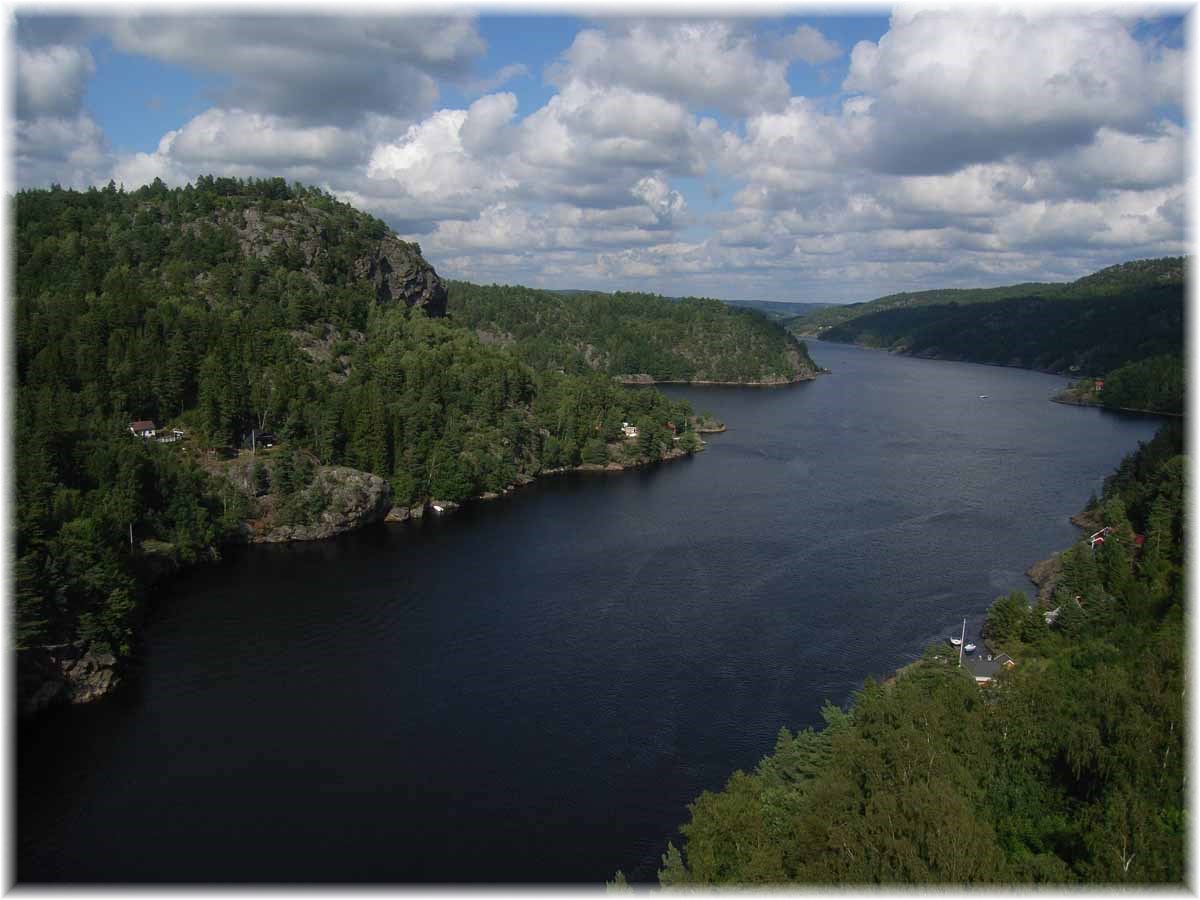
13, 10, 1188, 302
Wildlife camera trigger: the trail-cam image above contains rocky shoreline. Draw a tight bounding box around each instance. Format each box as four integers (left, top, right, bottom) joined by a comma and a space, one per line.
17, 430, 718, 717
1049, 395, 1180, 417
18, 643, 122, 717
614, 372, 817, 387
387, 441, 705, 521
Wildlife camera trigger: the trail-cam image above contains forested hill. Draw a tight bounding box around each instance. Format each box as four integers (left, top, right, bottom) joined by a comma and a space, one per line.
799, 259, 1183, 394
787, 257, 1184, 335
14, 178, 706, 694
448, 281, 818, 384
790, 281, 1058, 334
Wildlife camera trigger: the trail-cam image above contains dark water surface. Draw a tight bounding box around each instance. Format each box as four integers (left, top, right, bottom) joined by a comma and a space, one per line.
17, 342, 1162, 884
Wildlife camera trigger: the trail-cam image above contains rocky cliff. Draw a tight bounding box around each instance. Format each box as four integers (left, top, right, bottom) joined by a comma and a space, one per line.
249, 465, 393, 542
353, 238, 447, 316
17, 643, 121, 717
220, 203, 447, 317
214, 456, 394, 543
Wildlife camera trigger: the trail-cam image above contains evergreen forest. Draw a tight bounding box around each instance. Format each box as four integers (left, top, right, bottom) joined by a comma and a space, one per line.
448, 281, 817, 383
788, 258, 1184, 415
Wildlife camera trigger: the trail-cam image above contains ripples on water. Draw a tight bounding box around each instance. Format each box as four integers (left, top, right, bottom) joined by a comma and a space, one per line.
18, 342, 1162, 884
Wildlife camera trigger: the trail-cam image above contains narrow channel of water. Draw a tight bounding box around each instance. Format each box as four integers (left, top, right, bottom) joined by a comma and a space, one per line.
17, 342, 1162, 883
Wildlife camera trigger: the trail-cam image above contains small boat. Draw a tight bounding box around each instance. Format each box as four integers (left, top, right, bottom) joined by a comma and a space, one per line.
964, 642, 977, 653
949, 637, 962, 647
978, 395, 988, 399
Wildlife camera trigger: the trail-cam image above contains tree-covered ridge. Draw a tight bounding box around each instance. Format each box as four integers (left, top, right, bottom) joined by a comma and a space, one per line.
790, 282, 1058, 333
1069, 257, 1185, 293
14, 179, 698, 667
649, 423, 1184, 886
447, 281, 818, 383
787, 257, 1185, 335
816, 284, 1182, 377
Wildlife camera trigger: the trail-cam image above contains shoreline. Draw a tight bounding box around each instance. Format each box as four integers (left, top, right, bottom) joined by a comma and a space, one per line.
808, 336, 1085, 380
886, 501, 1093, 689
810, 337, 1180, 414
388, 440, 708, 522
1049, 395, 1180, 418
18, 430, 720, 717
614, 376, 820, 388
613, 371, 820, 387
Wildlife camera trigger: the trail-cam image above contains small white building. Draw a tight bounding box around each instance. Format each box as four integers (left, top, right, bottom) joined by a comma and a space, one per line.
129, 420, 157, 439
157, 428, 186, 444
621, 421, 639, 438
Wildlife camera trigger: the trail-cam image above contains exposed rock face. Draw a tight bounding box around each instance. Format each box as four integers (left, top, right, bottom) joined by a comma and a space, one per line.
17, 643, 120, 717
1026, 554, 1064, 605
217, 204, 447, 318
783, 342, 818, 379
250, 466, 392, 543
220, 205, 324, 270
353, 237, 447, 317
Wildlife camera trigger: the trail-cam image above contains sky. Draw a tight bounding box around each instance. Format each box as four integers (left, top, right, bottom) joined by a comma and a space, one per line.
9, 4, 1192, 303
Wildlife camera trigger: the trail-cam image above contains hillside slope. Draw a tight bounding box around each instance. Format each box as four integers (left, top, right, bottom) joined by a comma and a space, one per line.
787, 258, 1184, 336
798, 259, 1183, 378
448, 281, 819, 384
14, 178, 706, 707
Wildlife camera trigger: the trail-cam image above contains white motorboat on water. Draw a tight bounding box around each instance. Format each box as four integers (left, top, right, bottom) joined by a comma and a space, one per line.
964, 642, 977, 653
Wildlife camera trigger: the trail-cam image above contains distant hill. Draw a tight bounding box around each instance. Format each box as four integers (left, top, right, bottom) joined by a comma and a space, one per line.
788, 283, 1056, 334
787, 258, 1184, 335
448, 282, 819, 384
551, 290, 835, 323
811, 258, 1184, 377
722, 299, 836, 321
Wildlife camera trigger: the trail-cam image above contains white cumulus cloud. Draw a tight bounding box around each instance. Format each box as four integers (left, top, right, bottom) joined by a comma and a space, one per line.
16, 44, 95, 119
554, 20, 792, 117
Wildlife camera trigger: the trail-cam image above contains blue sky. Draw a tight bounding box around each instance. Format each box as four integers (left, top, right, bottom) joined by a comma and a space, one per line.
12, 9, 1190, 303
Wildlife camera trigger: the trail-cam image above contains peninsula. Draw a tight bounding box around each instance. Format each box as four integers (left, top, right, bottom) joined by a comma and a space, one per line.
14, 178, 753, 714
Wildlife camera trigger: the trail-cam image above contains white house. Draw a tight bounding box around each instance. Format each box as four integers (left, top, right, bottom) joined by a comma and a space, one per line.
156, 428, 186, 444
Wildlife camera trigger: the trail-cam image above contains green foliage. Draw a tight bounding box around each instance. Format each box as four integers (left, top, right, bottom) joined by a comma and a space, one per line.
985, 590, 1030, 645
447, 281, 817, 383
818, 282, 1183, 376
1100, 355, 1184, 415
580, 438, 609, 465
605, 870, 630, 891
251, 460, 270, 495
790, 257, 1184, 337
